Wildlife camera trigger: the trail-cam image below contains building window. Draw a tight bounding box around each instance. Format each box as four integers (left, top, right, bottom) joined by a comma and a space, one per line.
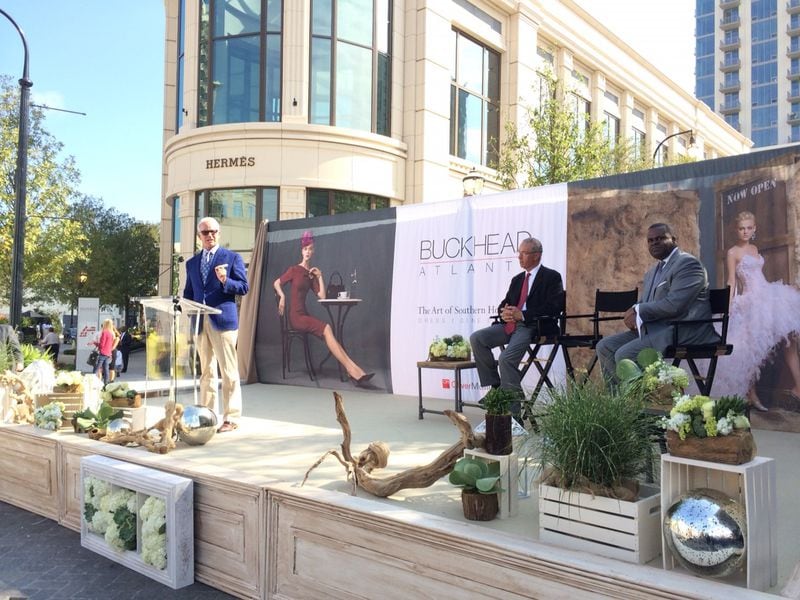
603, 112, 619, 147
570, 93, 590, 139
196, 187, 279, 252
309, 0, 391, 136
450, 29, 500, 167
631, 128, 645, 160
306, 189, 389, 217
197, 0, 282, 126
176, 0, 186, 132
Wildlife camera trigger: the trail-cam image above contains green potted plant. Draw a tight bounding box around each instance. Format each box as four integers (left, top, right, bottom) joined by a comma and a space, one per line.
528, 378, 662, 564
448, 455, 502, 521
481, 387, 519, 455
73, 402, 124, 436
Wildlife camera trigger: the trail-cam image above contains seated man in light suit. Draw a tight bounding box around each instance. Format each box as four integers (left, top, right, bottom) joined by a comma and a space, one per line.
184, 217, 249, 432
596, 222, 720, 381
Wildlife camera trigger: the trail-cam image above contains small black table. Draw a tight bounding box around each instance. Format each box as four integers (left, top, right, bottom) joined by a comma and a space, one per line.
417, 359, 477, 419
318, 298, 361, 381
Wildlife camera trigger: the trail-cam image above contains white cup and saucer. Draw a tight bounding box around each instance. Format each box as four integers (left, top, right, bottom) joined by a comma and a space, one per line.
338, 291, 349, 299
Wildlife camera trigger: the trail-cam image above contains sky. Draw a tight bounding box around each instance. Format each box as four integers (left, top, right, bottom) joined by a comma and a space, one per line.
0, 2, 165, 224
0, 1, 695, 225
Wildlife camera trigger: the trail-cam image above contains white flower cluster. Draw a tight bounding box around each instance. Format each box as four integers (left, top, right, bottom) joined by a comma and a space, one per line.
101, 488, 138, 552
33, 401, 65, 431
83, 476, 137, 552
84, 476, 112, 534
54, 370, 84, 388
140, 496, 168, 570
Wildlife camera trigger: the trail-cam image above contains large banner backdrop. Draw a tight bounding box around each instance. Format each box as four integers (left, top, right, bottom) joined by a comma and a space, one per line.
253, 144, 800, 432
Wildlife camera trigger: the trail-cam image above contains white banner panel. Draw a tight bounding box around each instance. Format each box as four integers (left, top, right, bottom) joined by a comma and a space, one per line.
390, 185, 569, 400
76, 297, 100, 373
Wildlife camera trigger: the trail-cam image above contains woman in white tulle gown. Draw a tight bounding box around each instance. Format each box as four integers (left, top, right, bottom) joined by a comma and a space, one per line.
715, 211, 800, 410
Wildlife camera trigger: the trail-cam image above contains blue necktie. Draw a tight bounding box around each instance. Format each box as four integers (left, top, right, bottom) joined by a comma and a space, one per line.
200, 250, 211, 284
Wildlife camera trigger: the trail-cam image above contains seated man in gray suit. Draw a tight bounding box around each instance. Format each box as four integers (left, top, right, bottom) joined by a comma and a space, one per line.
596, 223, 719, 381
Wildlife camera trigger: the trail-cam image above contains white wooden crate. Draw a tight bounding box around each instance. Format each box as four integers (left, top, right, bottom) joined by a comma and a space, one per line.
80, 455, 194, 589
539, 483, 661, 564
463, 449, 518, 519
660, 454, 777, 591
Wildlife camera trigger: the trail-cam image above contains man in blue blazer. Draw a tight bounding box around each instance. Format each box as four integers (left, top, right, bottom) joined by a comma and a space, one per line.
184, 217, 249, 432
470, 237, 564, 404
596, 223, 719, 381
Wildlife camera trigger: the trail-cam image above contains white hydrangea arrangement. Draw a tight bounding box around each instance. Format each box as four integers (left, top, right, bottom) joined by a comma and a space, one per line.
54, 370, 84, 392
33, 401, 65, 431
140, 495, 168, 570
83, 476, 138, 552
429, 334, 471, 360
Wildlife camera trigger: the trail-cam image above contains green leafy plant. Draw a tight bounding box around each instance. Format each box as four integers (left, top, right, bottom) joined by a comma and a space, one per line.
74, 402, 124, 431
21, 343, 51, 367
535, 379, 656, 493
448, 456, 502, 494
481, 387, 520, 416
616, 348, 690, 406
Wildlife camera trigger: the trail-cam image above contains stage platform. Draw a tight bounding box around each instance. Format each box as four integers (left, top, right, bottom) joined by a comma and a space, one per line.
1, 355, 797, 598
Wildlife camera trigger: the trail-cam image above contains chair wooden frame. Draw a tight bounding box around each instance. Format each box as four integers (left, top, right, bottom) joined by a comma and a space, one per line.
558, 288, 639, 380
475, 293, 564, 424
662, 286, 733, 396
276, 288, 316, 381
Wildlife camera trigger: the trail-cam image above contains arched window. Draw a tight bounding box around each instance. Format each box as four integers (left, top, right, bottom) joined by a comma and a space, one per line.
309, 0, 392, 135
198, 0, 282, 126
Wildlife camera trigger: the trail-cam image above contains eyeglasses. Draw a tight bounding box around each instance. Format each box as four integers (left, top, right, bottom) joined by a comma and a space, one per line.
199, 229, 218, 236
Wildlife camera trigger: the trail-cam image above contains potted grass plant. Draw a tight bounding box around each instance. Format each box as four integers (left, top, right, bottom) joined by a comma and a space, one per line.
481, 387, 519, 455
530, 378, 662, 564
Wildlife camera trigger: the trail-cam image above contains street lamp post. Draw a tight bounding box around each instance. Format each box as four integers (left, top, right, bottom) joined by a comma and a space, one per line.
652, 129, 694, 165
0, 9, 32, 329
68, 273, 88, 344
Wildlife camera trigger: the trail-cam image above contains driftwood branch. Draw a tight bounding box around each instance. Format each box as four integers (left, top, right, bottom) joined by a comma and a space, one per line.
303, 392, 483, 497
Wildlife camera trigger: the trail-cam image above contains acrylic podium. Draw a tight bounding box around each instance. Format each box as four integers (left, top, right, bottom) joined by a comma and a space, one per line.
136, 296, 221, 406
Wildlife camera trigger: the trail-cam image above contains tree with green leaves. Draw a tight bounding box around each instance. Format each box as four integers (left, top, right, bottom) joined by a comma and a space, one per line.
494, 73, 668, 190
1, 76, 158, 322
1, 74, 85, 306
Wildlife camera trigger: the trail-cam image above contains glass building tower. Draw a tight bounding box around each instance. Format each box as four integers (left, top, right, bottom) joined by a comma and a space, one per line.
697, 0, 800, 146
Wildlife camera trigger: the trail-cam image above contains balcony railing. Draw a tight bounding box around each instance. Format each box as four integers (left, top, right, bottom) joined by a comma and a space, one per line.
788, 67, 800, 80
788, 22, 800, 36
789, 0, 800, 15
719, 101, 741, 113
720, 37, 741, 51
788, 90, 800, 102
789, 45, 800, 59
720, 80, 741, 93
720, 0, 740, 7
720, 59, 741, 71
720, 16, 741, 29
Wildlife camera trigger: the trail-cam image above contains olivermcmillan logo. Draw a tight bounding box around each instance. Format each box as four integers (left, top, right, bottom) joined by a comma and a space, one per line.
441, 379, 480, 390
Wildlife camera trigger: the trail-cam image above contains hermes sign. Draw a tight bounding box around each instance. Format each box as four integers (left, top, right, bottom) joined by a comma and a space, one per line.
205, 156, 255, 169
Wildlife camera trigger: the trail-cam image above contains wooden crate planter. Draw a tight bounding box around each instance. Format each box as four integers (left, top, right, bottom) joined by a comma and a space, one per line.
539, 483, 661, 564
80, 455, 194, 589
665, 430, 756, 465
36, 392, 83, 429
661, 454, 777, 591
